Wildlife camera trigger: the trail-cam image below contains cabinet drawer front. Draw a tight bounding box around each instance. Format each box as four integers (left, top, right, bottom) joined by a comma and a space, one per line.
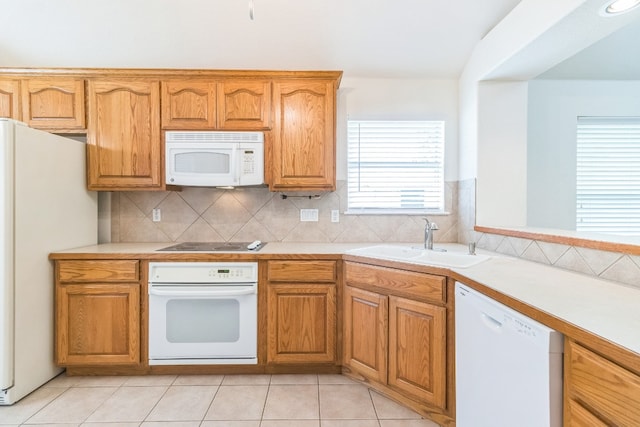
345, 262, 445, 304
58, 260, 140, 282
267, 260, 337, 283
566, 341, 640, 426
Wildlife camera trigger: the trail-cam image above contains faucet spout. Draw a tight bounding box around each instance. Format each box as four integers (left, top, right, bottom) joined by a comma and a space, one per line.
423, 217, 439, 250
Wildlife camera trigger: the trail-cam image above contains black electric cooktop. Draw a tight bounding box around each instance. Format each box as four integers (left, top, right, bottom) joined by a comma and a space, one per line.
157, 241, 265, 252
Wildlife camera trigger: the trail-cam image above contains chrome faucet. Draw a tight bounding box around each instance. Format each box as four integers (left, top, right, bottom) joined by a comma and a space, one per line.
423, 217, 439, 250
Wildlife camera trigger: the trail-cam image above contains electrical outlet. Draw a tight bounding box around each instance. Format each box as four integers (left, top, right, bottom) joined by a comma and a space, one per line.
152, 208, 161, 222
300, 209, 319, 222
331, 210, 340, 223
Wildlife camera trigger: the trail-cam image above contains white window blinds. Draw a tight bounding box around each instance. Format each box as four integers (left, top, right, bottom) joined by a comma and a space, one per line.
576, 116, 640, 236
347, 120, 444, 213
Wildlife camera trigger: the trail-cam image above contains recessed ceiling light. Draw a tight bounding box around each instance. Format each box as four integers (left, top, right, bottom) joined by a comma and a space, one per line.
600, 0, 640, 16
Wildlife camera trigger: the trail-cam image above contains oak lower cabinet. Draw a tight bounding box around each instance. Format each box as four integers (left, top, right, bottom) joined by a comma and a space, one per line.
564, 339, 640, 426
270, 78, 338, 191
86, 79, 162, 190
55, 260, 142, 367
344, 261, 448, 415
266, 260, 338, 364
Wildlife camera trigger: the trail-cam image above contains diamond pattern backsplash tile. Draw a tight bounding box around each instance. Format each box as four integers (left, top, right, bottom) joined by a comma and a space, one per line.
111, 180, 459, 245
109, 177, 640, 290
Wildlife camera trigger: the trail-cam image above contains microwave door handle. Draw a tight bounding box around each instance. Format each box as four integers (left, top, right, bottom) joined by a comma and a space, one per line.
234, 144, 241, 185
148, 285, 256, 297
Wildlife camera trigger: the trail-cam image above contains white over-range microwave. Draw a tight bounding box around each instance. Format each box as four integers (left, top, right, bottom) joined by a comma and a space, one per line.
165, 131, 264, 187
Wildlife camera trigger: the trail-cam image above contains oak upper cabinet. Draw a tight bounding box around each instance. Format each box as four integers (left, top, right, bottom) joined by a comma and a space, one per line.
266, 260, 338, 364
87, 79, 163, 190
20, 78, 86, 131
218, 80, 271, 129
161, 79, 270, 130
161, 80, 217, 129
270, 79, 337, 191
564, 339, 640, 426
344, 261, 447, 410
0, 78, 21, 120
55, 260, 142, 367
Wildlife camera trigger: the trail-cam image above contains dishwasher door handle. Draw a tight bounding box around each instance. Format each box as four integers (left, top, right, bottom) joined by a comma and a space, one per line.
481, 312, 503, 329
149, 285, 257, 297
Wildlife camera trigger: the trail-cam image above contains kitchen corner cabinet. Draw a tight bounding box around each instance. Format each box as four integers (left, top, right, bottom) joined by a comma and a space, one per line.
564, 339, 640, 426
344, 261, 447, 410
270, 79, 337, 191
87, 79, 163, 190
55, 260, 142, 367
266, 260, 338, 364
0, 78, 21, 120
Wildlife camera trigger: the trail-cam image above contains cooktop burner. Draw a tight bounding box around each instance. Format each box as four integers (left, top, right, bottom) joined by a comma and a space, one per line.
157, 241, 265, 252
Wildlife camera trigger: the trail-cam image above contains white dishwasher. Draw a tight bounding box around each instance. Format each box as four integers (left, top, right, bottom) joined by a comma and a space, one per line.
455, 282, 564, 427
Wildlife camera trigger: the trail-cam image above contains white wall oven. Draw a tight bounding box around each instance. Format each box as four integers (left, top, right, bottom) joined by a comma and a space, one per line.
148, 262, 258, 365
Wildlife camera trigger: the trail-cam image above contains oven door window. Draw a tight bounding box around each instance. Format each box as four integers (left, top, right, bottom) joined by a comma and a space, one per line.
166, 299, 239, 343
174, 151, 231, 174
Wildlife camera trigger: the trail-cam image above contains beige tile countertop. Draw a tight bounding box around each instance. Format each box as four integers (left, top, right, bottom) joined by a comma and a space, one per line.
50, 241, 640, 357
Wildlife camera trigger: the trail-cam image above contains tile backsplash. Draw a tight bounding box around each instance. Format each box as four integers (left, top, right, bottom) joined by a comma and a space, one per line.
110, 180, 459, 244
108, 177, 640, 290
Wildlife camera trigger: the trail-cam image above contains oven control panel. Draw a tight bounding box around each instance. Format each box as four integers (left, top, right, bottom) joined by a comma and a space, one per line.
149, 262, 258, 284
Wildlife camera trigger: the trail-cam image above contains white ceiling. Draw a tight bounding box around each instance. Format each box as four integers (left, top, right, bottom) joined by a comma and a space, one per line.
0, 0, 522, 78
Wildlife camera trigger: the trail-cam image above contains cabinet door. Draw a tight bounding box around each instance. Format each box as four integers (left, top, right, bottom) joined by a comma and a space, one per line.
565, 399, 609, 427
343, 286, 388, 382
56, 283, 140, 366
161, 80, 217, 129
388, 296, 446, 408
21, 78, 85, 131
565, 340, 640, 426
270, 80, 336, 191
87, 79, 162, 190
267, 283, 336, 364
217, 80, 271, 129
0, 79, 21, 119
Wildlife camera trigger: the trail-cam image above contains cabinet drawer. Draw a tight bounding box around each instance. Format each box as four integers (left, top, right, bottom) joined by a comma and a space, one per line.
345, 262, 445, 304
566, 341, 640, 426
267, 260, 337, 283
58, 260, 140, 283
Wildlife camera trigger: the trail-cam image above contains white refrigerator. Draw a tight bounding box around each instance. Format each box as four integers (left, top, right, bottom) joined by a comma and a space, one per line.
0, 119, 98, 405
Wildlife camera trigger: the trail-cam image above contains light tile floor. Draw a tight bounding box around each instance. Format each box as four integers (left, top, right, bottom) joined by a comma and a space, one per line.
0, 374, 440, 427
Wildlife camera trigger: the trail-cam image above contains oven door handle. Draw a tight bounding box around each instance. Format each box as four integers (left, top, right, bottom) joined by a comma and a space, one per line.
148, 285, 257, 297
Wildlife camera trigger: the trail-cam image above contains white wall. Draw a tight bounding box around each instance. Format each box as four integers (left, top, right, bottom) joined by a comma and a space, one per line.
476, 81, 528, 227
527, 79, 640, 230
336, 77, 459, 182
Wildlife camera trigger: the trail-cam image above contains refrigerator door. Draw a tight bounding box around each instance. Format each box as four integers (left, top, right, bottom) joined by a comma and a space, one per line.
1, 119, 97, 404
0, 119, 15, 391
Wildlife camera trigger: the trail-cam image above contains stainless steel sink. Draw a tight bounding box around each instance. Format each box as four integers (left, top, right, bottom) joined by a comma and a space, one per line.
347, 244, 491, 268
